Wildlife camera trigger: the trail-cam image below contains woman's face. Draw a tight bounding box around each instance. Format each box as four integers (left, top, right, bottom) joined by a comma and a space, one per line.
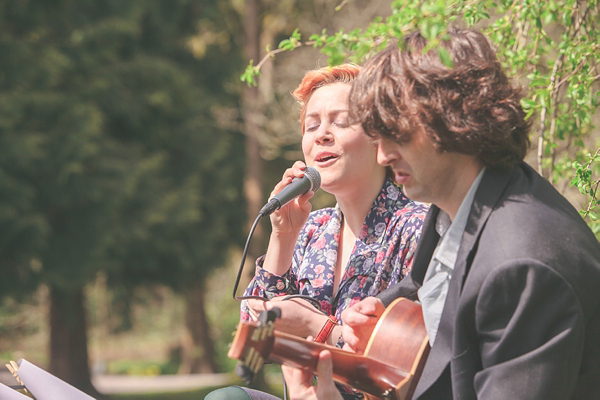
302, 82, 384, 194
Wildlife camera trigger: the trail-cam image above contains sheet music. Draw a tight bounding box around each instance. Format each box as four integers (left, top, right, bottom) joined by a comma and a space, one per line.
16, 359, 95, 400
0, 382, 30, 399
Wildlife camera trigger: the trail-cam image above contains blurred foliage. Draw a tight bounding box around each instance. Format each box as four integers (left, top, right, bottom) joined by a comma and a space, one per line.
243, 0, 600, 237
106, 359, 178, 376
0, 0, 246, 385
109, 387, 233, 400
0, 0, 245, 308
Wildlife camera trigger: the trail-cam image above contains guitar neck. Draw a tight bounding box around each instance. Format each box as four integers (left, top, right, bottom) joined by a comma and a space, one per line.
229, 299, 428, 400
269, 330, 408, 399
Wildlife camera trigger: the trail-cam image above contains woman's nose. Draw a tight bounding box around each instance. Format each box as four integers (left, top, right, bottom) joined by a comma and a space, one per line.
314, 124, 333, 144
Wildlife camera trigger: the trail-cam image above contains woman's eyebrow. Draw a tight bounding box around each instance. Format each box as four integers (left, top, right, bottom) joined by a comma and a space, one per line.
305, 109, 348, 120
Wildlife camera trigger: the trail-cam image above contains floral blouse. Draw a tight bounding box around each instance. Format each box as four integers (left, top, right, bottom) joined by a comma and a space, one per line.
241, 176, 428, 325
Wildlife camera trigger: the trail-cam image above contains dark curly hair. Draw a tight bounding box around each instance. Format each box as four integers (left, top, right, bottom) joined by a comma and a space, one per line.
349, 26, 531, 168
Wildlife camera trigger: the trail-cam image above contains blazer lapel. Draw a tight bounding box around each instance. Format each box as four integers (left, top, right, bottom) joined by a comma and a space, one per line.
414, 167, 515, 398
410, 206, 441, 285
453, 167, 514, 289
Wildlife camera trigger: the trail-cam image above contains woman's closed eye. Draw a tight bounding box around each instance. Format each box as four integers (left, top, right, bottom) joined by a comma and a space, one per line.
332, 111, 351, 128
332, 118, 350, 128
305, 112, 350, 133
305, 122, 320, 132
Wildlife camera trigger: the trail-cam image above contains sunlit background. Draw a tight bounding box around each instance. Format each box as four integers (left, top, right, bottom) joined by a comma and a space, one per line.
0, 0, 598, 399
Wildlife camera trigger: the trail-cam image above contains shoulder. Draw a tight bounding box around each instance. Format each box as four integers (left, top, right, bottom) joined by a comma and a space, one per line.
477, 163, 595, 247
482, 164, 595, 247
473, 258, 592, 323
472, 164, 600, 311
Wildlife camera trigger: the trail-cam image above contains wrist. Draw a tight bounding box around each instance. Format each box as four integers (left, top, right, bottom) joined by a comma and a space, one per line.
314, 315, 339, 344
327, 325, 343, 347
262, 232, 298, 276
270, 228, 302, 242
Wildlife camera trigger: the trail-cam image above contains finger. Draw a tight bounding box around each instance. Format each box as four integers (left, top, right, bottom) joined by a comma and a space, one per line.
271, 162, 309, 200
340, 325, 360, 351
341, 297, 385, 326
281, 364, 312, 396
341, 342, 355, 353
316, 351, 343, 400
355, 297, 386, 315
292, 160, 308, 171
316, 350, 333, 380
298, 190, 316, 202
295, 192, 314, 215
341, 308, 373, 327
271, 174, 295, 198
286, 161, 309, 179
247, 299, 267, 313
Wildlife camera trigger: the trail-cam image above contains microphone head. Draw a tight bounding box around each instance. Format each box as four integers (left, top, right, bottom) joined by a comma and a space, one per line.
304, 167, 321, 192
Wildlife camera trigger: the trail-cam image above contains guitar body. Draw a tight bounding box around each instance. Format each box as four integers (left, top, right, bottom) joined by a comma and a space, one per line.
363, 298, 430, 399
228, 298, 430, 400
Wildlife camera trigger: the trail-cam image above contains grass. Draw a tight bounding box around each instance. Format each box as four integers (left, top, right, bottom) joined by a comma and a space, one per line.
108, 381, 286, 400
1, 254, 289, 400
109, 387, 217, 400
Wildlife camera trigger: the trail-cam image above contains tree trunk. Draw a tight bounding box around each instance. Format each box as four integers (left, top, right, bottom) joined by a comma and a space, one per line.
243, 0, 266, 267
49, 284, 103, 398
178, 281, 217, 374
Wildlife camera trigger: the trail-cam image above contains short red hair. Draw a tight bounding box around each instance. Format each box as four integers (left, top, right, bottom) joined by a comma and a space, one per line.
292, 64, 361, 133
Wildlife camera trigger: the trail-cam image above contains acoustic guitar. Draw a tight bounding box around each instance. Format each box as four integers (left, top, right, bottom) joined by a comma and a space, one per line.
228, 298, 430, 400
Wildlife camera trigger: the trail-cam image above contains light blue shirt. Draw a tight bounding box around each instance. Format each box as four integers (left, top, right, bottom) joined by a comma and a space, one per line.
418, 168, 485, 345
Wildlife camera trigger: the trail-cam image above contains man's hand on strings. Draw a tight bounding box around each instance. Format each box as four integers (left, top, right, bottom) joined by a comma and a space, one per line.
282, 348, 343, 400
341, 296, 385, 354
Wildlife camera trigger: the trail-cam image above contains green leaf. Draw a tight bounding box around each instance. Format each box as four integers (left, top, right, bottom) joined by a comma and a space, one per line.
520, 98, 536, 109
530, 77, 549, 87
438, 46, 453, 68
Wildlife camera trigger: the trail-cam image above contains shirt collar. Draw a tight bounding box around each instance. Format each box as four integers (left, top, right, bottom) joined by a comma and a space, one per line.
433, 168, 486, 268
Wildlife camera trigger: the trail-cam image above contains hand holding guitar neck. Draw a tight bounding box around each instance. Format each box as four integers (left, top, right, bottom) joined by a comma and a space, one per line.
228, 298, 430, 400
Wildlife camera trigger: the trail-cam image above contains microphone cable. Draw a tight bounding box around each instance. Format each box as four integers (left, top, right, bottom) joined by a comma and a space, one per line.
231, 212, 323, 400
232, 214, 322, 311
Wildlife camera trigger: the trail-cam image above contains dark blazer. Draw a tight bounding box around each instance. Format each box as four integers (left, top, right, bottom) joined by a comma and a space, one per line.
379, 163, 600, 399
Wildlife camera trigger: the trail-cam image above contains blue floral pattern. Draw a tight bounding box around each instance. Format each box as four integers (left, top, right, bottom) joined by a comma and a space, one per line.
240, 176, 427, 399
241, 176, 428, 323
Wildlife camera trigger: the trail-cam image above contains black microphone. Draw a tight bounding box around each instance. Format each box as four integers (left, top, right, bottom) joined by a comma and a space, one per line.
258, 167, 321, 216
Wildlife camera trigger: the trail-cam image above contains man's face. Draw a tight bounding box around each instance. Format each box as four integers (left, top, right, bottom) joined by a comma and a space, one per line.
375, 130, 471, 209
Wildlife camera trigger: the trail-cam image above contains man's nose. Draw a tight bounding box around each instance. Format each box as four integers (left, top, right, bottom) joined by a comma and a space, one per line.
376, 139, 396, 166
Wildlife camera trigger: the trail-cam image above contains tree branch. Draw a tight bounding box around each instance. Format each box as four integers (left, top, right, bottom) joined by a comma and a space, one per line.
582, 147, 600, 219
335, 0, 349, 11
537, 0, 590, 176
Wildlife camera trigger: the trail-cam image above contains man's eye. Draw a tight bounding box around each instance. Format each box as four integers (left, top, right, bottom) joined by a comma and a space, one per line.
306, 124, 319, 132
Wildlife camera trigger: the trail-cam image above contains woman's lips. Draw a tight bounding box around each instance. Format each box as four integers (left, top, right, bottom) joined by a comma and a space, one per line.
315, 152, 339, 166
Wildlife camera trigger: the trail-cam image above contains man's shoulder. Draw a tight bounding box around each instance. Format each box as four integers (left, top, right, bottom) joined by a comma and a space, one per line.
472, 163, 600, 295
481, 163, 585, 230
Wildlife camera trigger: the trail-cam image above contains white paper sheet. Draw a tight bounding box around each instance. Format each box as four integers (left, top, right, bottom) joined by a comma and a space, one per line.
16, 359, 95, 400
0, 381, 31, 399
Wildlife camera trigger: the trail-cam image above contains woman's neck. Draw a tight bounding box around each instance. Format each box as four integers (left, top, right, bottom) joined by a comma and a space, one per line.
336, 171, 386, 236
